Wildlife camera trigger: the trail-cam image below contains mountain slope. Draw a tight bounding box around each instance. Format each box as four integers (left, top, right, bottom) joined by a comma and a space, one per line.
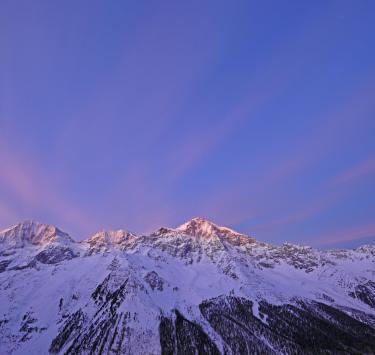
0, 219, 374, 354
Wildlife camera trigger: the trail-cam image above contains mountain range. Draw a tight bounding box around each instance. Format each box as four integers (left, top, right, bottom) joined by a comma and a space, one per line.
0, 218, 374, 354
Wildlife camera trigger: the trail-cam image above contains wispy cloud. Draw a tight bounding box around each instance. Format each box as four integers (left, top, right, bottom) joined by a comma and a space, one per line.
0, 139, 92, 236
250, 158, 375, 233
0, 200, 18, 225
162, 10, 352, 181
308, 222, 375, 247
330, 157, 375, 186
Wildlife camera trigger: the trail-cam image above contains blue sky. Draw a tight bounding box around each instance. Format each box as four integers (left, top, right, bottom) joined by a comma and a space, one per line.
1, 0, 374, 248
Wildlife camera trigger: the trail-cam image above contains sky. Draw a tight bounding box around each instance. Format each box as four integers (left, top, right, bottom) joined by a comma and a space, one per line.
0, 0, 374, 248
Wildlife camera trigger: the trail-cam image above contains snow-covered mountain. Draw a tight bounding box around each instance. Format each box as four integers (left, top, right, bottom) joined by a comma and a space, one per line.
0, 218, 374, 354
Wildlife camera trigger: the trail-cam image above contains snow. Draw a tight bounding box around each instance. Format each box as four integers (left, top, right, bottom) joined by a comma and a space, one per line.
0, 218, 374, 354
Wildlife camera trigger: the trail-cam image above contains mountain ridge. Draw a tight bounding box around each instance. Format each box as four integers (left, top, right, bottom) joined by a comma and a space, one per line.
0, 218, 374, 354
2, 218, 372, 252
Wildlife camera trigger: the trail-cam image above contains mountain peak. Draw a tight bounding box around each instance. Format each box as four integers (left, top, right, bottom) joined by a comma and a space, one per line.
84, 229, 137, 254
176, 217, 216, 229
176, 217, 252, 241
0, 220, 74, 248
86, 229, 136, 245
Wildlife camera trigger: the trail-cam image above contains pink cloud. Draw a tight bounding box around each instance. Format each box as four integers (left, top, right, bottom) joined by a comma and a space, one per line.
0, 200, 18, 227
0, 140, 93, 236
249, 189, 345, 237
330, 157, 375, 186
0, 147, 37, 206
308, 222, 375, 247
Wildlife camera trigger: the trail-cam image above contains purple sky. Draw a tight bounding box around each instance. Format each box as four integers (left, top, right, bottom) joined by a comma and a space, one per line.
1, 1, 374, 248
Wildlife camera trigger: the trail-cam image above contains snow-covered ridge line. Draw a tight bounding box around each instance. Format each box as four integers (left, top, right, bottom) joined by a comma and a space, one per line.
0, 218, 374, 354
0, 217, 374, 279
1, 217, 253, 245
0, 218, 373, 254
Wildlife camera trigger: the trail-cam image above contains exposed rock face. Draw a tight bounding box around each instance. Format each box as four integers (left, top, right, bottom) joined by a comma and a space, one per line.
49, 310, 86, 354
0, 218, 374, 354
350, 280, 375, 309
0, 259, 12, 273
144, 271, 164, 291
35, 246, 79, 264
